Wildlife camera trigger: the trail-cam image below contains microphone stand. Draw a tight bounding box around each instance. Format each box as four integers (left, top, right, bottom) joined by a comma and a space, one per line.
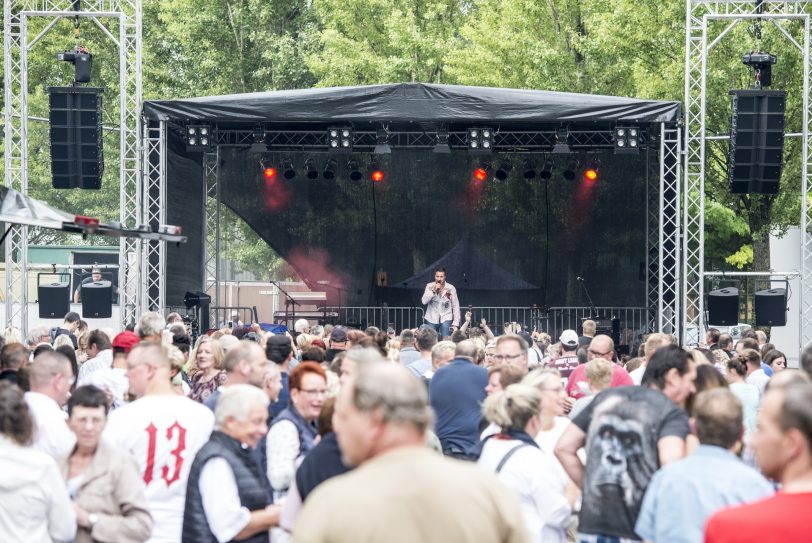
577, 277, 599, 319
271, 280, 299, 325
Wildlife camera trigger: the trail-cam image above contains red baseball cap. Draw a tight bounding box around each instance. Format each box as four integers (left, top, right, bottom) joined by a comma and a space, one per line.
112, 331, 140, 354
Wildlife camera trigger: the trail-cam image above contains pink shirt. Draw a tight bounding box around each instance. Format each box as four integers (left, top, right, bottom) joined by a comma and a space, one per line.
566, 362, 633, 399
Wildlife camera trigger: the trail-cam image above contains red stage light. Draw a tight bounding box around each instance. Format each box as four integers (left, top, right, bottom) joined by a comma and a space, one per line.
473, 167, 488, 181
371, 170, 385, 182
263, 167, 277, 180
584, 169, 599, 182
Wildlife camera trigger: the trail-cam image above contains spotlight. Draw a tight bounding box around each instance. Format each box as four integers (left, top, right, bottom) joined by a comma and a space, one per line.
305, 158, 319, 180
522, 159, 536, 180
347, 159, 363, 181
473, 162, 490, 182
614, 126, 640, 154
434, 128, 451, 154
539, 159, 554, 180
369, 161, 385, 182
468, 127, 494, 154
328, 127, 353, 152
250, 125, 266, 152
260, 159, 277, 181
552, 127, 571, 154
494, 160, 512, 181
584, 158, 601, 182
186, 125, 214, 151
563, 159, 580, 180
323, 158, 338, 180
281, 157, 296, 180
374, 129, 392, 154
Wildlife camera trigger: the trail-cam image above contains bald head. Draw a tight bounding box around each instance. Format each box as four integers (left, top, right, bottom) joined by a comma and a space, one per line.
129, 342, 170, 371
588, 335, 615, 361
28, 351, 71, 389
454, 339, 479, 360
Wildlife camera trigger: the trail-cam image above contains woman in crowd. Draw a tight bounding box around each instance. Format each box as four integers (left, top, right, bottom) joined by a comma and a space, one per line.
726, 354, 760, 440
267, 362, 327, 503
764, 349, 787, 375
686, 364, 728, 415
183, 385, 278, 543
476, 384, 574, 543
0, 381, 76, 542
188, 337, 226, 403
76, 330, 90, 364
167, 346, 191, 396
485, 364, 526, 396
58, 385, 153, 543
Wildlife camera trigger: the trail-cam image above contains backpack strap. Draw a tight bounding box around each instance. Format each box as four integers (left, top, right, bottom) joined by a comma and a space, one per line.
495, 443, 530, 473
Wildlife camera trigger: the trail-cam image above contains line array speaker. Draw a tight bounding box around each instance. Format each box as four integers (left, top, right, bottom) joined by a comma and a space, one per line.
48, 86, 104, 189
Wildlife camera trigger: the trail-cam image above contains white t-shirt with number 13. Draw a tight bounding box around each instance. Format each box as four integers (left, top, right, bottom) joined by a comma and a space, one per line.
104, 394, 215, 543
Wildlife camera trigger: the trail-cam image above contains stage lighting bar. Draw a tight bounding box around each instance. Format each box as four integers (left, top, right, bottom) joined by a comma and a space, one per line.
328, 127, 353, 152
539, 159, 554, 180
186, 125, 213, 151
468, 127, 493, 154
347, 159, 363, 181
281, 157, 296, 180
494, 160, 512, 181
563, 159, 580, 180
323, 158, 338, 179
374, 128, 392, 154
552, 127, 571, 154
614, 126, 639, 154
305, 158, 319, 180
434, 128, 451, 154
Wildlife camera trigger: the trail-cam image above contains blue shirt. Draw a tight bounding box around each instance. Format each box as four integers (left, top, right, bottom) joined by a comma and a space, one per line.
635, 444, 774, 543
428, 358, 487, 453
406, 357, 431, 378
761, 361, 774, 377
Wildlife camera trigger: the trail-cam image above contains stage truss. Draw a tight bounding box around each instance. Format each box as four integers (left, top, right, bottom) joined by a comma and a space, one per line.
3, 0, 143, 331
684, 0, 812, 351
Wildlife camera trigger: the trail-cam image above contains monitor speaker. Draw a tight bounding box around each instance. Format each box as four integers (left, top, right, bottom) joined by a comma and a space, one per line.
728, 89, 786, 194
707, 287, 739, 326
48, 86, 104, 189
81, 281, 113, 318
754, 288, 787, 327
38, 282, 70, 319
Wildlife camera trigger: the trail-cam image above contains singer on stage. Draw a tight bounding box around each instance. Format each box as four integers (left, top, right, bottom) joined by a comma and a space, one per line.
421, 267, 460, 340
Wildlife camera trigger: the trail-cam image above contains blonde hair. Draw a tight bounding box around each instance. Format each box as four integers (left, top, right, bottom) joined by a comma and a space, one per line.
188, 336, 225, 376
644, 333, 676, 359
53, 334, 75, 350
585, 357, 613, 390
482, 384, 542, 431
522, 367, 562, 391
296, 333, 313, 351
166, 345, 186, 374
3, 327, 22, 345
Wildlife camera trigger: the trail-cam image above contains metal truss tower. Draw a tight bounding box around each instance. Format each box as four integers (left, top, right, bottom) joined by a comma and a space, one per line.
3, 0, 142, 331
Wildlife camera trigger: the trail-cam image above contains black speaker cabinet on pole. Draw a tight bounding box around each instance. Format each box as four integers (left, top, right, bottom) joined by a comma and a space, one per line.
707, 287, 740, 326
755, 288, 788, 326
728, 89, 786, 194
48, 86, 104, 189
81, 281, 113, 318
38, 282, 70, 319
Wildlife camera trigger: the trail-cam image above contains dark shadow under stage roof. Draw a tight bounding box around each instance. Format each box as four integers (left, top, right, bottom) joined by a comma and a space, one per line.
143, 83, 681, 126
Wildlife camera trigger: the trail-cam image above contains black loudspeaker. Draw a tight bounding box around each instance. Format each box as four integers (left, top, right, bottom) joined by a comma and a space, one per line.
38, 282, 70, 319
755, 288, 788, 326
708, 287, 740, 326
728, 89, 786, 194
81, 281, 113, 318
48, 86, 104, 189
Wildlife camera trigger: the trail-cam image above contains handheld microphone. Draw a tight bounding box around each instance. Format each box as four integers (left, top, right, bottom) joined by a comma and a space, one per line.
576, 276, 584, 282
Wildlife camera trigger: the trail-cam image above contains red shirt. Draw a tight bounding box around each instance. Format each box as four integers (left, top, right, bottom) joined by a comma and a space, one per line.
565, 362, 633, 399
705, 492, 812, 543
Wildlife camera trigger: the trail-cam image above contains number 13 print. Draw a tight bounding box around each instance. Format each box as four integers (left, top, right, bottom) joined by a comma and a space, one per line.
143, 421, 188, 486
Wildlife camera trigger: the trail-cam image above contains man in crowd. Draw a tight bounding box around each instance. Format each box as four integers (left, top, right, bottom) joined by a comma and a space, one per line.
552, 329, 579, 380
72, 267, 103, 303
77, 329, 113, 385
429, 339, 487, 457
566, 334, 632, 400
105, 342, 214, 543
398, 329, 420, 366
636, 388, 773, 542
578, 319, 596, 348
706, 327, 721, 350
421, 340, 456, 381
494, 334, 530, 374
51, 311, 81, 349
744, 346, 771, 398
629, 332, 675, 385
85, 330, 139, 408
294, 363, 529, 543
0, 342, 28, 385
137, 311, 166, 343
25, 326, 51, 351
24, 350, 76, 458
420, 267, 460, 340
555, 344, 695, 542
204, 341, 270, 411
324, 326, 348, 363
705, 381, 812, 540
718, 333, 734, 358
267, 334, 294, 419
406, 327, 438, 378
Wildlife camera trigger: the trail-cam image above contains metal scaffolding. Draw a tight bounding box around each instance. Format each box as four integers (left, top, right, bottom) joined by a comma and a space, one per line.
3, 0, 143, 331
684, 1, 812, 351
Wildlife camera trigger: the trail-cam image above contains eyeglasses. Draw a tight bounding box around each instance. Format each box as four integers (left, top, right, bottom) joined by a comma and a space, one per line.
588, 349, 613, 358
491, 353, 525, 362
300, 388, 327, 397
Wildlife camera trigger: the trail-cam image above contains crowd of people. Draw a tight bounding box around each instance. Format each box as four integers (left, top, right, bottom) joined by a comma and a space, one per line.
1, 306, 812, 543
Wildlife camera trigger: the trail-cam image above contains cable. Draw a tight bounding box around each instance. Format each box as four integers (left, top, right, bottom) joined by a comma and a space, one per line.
544, 175, 550, 306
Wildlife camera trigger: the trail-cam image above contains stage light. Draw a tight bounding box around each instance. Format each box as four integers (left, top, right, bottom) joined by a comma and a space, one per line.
522, 159, 536, 179
494, 160, 512, 181
583, 158, 601, 182
374, 129, 392, 154
369, 162, 385, 182
281, 157, 296, 180
563, 159, 580, 180
323, 158, 338, 179
552, 127, 571, 154
473, 162, 490, 182
305, 158, 319, 180
260, 159, 277, 181
250, 125, 266, 152
434, 128, 451, 154
539, 159, 554, 180
186, 125, 213, 150
347, 159, 363, 181
468, 127, 493, 154
328, 127, 353, 152
614, 126, 639, 154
